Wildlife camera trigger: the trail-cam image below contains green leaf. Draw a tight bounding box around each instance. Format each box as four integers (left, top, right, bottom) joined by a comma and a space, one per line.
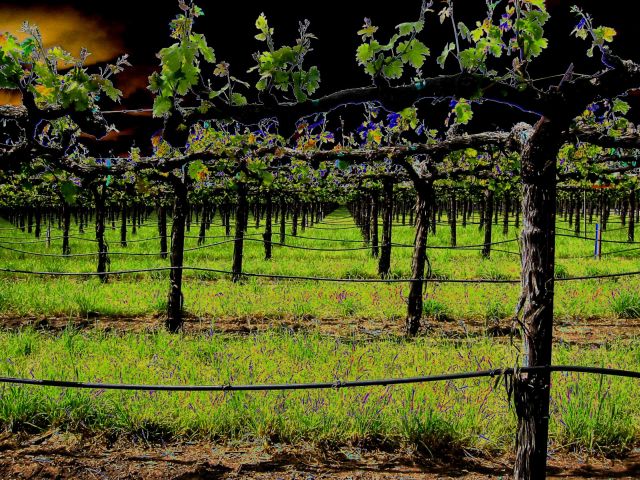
396, 20, 424, 36
188, 160, 206, 181
437, 43, 456, 69
60, 181, 78, 204
356, 42, 377, 64
153, 96, 172, 117
335, 159, 349, 170
357, 23, 378, 39
230, 92, 247, 106
261, 170, 274, 186
305, 66, 320, 94
398, 39, 430, 69
453, 99, 474, 125
612, 99, 630, 115
382, 58, 403, 79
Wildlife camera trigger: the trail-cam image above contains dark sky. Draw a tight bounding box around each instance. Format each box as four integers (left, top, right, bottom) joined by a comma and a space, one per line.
1, 0, 637, 100
1, 1, 638, 150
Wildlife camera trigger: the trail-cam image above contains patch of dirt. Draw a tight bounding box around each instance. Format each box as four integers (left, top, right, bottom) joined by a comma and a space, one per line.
0, 431, 638, 479
2, 314, 640, 345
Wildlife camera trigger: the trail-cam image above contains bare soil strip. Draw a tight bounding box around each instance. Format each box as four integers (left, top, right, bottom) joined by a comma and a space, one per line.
0, 432, 639, 479
2, 314, 639, 345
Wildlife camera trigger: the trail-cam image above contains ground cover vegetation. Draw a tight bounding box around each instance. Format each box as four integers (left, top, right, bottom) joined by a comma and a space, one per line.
2, 0, 640, 477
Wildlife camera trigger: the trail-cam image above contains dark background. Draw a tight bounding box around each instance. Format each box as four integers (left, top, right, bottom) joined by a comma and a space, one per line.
1, 1, 636, 100
1, 1, 637, 149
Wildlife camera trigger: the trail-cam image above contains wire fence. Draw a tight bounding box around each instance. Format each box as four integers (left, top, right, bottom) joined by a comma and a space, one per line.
1, 264, 639, 284
0, 365, 637, 393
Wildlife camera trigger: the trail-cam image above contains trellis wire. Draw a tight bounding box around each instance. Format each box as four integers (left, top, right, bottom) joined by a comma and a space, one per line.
0, 365, 637, 393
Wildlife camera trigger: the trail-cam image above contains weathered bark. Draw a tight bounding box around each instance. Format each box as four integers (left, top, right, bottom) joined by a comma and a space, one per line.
462, 197, 468, 228
198, 206, 207, 246
78, 209, 85, 234
575, 194, 581, 237
502, 196, 510, 236
91, 187, 109, 283
371, 195, 379, 257
430, 199, 436, 234
263, 192, 273, 260
291, 203, 299, 237
132, 205, 138, 235
405, 181, 433, 336
378, 179, 394, 277
568, 198, 574, 228
166, 181, 189, 333
224, 204, 232, 237
120, 203, 128, 247
255, 202, 261, 229
482, 190, 494, 258
450, 193, 457, 247
158, 205, 168, 260
629, 189, 636, 243
362, 198, 371, 244
514, 116, 562, 480
280, 198, 287, 244
62, 203, 71, 255
34, 209, 41, 239
232, 183, 248, 282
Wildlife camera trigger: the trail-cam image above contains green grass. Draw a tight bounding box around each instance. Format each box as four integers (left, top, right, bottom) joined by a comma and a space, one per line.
0, 328, 637, 454
0, 208, 639, 323
0, 210, 639, 455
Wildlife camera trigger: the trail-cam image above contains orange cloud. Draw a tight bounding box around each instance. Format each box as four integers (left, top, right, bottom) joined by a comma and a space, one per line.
0, 5, 124, 65
0, 90, 21, 105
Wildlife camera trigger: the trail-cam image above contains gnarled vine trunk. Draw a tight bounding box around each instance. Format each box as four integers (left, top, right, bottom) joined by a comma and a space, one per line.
405, 180, 433, 336
482, 190, 494, 258
158, 205, 168, 260
263, 192, 273, 260
514, 116, 562, 480
232, 183, 248, 282
378, 179, 394, 277
61, 202, 71, 256
371, 194, 379, 258
92, 186, 109, 283
166, 181, 188, 333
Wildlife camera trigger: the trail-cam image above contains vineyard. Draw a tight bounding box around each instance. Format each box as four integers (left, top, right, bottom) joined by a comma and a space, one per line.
1, 0, 640, 478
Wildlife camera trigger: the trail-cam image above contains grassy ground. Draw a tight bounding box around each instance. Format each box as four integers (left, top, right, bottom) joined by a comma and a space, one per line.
0, 208, 639, 456
0, 208, 639, 323
0, 329, 638, 455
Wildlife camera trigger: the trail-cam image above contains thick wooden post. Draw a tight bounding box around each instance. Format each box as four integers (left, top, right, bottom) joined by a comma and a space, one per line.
232, 183, 248, 282
291, 202, 299, 237
371, 194, 379, 258
503, 195, 510, 236
166, 179, 188, 333
61, 202, 71, 255
158, 205, 168, 260
629, 188, 636, 243
406, 180, 433, 336
263, 192, 273, 260
120, 202, 127, 247
482, 190, 494, 258
279, 198, 287, 244
450, 192, 457, 247
378, 178, 394, 277
514, 117, 562, 480
34, 209, 41, 239
198, 205, 207, 246
91, 186, 109, 283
